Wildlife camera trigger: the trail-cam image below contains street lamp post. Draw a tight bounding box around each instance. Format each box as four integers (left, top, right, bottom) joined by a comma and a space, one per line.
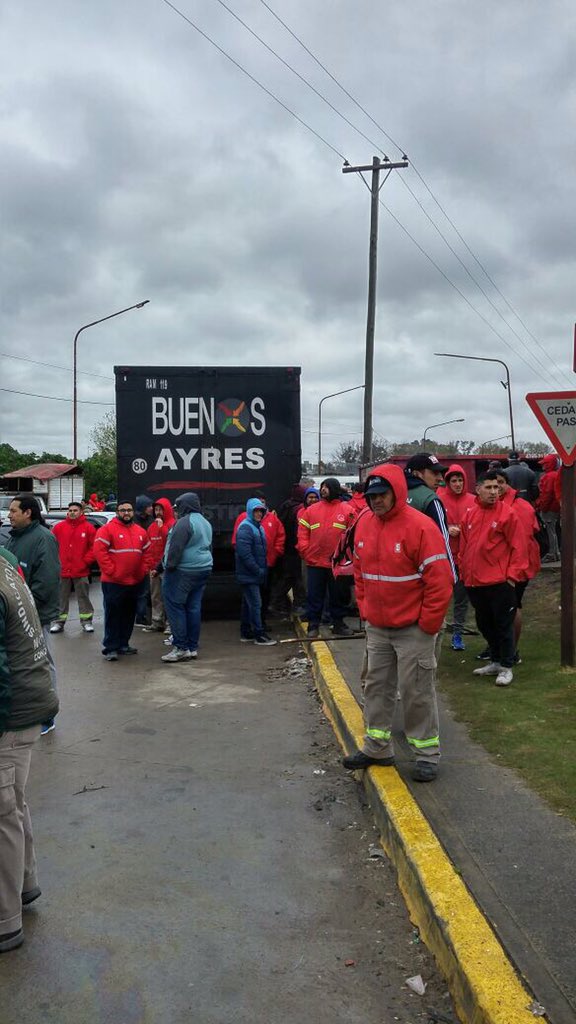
435, 353, 516, 452
73, 301, 150, 460
422, 417, 465, 443
318, 385, 365, 475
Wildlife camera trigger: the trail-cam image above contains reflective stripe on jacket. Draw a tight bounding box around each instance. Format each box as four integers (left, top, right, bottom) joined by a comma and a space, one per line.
352, 464, 453, 635
94, 518, 153, 585
297, 499, 354, 568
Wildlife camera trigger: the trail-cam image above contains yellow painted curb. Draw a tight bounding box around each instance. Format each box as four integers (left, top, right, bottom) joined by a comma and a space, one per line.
304, 629, 538, 1024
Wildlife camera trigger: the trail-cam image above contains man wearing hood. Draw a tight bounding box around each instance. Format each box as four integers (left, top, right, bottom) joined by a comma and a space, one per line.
459, 471, 528, 687
297, 477, 354, 639
272, 483, 308, 615
159, 493, 213, 662
535, 454, 560, 562
144, 498, 176, 632
439, 465, 476, 651
94, 501, 154, 661
235, 498, 276, 645
342, 464, 453, 782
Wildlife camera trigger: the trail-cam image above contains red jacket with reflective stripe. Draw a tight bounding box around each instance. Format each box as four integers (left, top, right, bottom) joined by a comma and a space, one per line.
352, 464, 453, 635
297, 498, 354, 568
94, 518, 153, 584
52, 516, 97, 578
458, 497, 529, 587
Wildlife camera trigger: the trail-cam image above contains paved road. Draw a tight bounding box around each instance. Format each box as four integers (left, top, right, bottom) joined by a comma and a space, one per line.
1, 589, 455, 1024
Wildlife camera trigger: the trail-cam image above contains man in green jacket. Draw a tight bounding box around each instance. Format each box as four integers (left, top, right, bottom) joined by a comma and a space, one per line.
6, 495, 60, 734
0, 553, 59, 953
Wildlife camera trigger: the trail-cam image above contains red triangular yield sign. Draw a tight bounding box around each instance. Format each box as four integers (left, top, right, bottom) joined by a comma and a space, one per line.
526, 391, 576, 465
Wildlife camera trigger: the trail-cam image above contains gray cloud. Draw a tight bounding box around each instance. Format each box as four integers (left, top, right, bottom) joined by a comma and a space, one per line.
1, 0, 575, 466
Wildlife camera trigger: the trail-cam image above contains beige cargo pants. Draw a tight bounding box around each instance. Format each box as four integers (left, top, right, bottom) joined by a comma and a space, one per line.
362, 622, 440, 764
0, 725, 41, 934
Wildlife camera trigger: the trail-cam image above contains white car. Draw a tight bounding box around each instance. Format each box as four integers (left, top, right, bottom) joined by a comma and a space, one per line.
0, 493, 49, 524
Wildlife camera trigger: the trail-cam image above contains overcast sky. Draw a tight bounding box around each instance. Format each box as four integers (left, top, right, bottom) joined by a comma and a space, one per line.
2, 0, 575, 464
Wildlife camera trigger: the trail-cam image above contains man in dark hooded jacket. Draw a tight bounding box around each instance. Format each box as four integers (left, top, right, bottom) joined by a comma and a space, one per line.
235, 498, 277, 645
0, 553, 59, 952
271, 483, 308, 614
297, 478, 354, 638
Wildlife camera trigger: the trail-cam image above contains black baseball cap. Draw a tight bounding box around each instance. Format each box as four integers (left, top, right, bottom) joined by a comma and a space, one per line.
405, 452, 448, 474
365, 477, 393, 496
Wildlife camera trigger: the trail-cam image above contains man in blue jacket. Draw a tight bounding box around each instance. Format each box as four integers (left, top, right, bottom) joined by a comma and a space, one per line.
235, 498, 277, 646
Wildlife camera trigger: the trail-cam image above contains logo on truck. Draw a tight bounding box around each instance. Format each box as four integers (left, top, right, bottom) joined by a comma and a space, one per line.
150, 395, 266, 471
216, 398, 249, 436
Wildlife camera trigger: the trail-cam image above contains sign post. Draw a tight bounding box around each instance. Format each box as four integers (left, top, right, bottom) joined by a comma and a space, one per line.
526, 391, 576, 667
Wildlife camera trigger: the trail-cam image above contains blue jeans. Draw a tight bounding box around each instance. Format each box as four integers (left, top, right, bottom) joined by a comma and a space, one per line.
240, 583, 265, 639
162, 569, 211, 652
102, 580, 146, 654
306, 566, 348, 627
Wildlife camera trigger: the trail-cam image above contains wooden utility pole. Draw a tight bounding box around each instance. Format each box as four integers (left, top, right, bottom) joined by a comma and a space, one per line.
343, 155, 408, 464
560, 463, 575, 666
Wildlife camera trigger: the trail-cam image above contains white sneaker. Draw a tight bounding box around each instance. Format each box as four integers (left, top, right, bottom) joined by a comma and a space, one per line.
82, 622, 94, 633
161, 648, 190, 663
50, 622, 64, 634
163, 635, 174, 646
188, 650, 198, 659
495, 668, 513, 686
473, 662, 502, 676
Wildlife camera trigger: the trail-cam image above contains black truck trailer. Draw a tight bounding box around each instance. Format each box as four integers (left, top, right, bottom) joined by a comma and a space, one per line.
115, 365, 301, 571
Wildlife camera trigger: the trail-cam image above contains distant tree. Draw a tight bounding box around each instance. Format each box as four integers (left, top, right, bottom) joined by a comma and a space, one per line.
0, 443, 34, 476
330, 435, 390, 469
514, 440, 551, 456
36, 452, 73, 464
81, 412, 117, 497
90, 411, 116, 458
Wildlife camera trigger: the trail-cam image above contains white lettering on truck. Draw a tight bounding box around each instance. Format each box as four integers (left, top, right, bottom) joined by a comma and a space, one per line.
154, 447, 265, 471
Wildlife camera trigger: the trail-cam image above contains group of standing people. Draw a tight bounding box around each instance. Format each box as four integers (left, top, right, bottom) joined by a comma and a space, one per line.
341, 450, 548, 783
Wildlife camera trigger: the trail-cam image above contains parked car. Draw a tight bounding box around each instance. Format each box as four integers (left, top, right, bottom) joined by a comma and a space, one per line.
0, 492, 49, 524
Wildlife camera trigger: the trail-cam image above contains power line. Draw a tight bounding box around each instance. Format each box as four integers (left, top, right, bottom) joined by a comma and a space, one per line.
0, 350, 113, 381
377, 194, 562, 387
160, 0, 565, 385
0, 387, 113, 406
158, 0, 347, 161
211, 0, 389, 157
256, 0, 571, 386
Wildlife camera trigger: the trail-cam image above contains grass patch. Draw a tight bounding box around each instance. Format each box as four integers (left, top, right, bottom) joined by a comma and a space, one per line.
438, 572, 576, 822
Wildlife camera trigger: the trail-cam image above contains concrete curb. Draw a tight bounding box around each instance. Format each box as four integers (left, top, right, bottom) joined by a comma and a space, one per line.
305, 630, 540, 1024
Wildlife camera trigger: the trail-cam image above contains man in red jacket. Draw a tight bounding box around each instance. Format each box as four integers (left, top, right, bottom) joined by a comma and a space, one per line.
50, 502, 97, 634
495, 469, 541, 662
439, 465, 476, 651
297, 477, 354, 639
342, 464, 453, 782
94, 501, 154, 661
459, 471, 528, 687
143, 498, 176, 632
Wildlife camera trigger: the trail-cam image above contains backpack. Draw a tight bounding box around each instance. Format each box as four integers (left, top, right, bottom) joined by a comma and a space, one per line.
331, 508, 369, 576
